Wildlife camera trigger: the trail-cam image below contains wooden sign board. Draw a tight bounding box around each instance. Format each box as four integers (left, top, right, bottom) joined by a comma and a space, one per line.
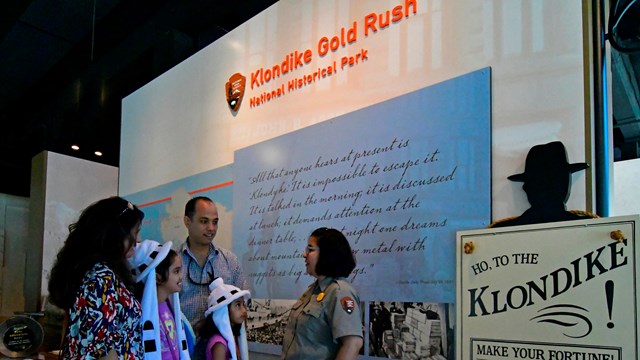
457, 215, 639, 360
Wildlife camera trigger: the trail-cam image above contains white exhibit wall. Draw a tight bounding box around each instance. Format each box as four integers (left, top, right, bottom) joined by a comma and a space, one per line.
120, 0, 589, 220
612, 158, 640, 216
33, 151, 119, 300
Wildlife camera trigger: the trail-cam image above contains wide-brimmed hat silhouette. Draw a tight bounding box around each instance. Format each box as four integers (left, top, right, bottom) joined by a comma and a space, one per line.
508, 141, 588, 182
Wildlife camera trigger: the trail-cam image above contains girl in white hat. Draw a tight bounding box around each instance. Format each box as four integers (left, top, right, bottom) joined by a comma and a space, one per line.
198, 277, 251, 360
130, 240, 191, 360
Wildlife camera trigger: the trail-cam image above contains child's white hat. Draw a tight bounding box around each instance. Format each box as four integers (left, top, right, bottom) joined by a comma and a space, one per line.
129, 240, 190, 360
204, 278, 250, 360
128, 239, 172, 282
204, 277, 251, 317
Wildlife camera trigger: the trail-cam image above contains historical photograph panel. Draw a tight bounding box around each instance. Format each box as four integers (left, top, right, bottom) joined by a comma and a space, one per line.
368, 301, 454, 359
247, 299, 296, 345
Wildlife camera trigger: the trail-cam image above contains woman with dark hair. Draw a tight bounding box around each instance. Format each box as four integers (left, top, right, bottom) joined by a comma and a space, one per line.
281, 227, 363, 360
48, 196, 145, 359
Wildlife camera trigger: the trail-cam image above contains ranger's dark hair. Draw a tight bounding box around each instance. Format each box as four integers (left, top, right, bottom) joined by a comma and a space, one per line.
311, 227, 356, 278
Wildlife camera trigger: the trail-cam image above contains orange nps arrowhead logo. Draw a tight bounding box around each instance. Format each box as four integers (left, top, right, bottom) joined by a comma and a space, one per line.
225, 73, 246, 112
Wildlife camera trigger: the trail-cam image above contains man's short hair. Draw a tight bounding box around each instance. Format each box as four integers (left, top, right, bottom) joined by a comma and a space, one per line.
184, 196, 214, 219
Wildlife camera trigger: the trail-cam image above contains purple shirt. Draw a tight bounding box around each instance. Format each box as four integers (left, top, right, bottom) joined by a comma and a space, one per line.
159, 301, 180, 360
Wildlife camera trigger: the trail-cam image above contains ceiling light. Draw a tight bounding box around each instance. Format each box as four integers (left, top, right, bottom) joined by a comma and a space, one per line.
94, 151, 103, 156
71, 145, 80, 150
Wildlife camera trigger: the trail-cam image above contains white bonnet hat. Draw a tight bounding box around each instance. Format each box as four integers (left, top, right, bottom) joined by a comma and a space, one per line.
204, 277, 251, 318
128, 240, 173, 282
203, 278, 250, 360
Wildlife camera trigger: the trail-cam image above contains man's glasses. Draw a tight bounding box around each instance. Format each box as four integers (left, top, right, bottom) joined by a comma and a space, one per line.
187, 257, 214, 286
303, 245, 319, 255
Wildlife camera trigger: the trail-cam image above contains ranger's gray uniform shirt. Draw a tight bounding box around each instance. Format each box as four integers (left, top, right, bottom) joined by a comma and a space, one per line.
281, 276, 363, 360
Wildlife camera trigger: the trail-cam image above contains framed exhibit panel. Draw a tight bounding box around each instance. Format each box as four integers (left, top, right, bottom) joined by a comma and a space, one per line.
457, 215, 640, 360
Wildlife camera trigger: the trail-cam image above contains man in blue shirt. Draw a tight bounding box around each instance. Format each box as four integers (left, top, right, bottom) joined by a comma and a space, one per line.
179, 196, 247, 327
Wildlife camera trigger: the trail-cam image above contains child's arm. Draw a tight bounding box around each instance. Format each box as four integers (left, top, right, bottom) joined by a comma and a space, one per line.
211, 342, 228, 360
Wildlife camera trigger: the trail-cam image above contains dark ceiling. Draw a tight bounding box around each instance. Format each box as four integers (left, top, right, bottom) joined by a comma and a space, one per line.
0, 0, 277, 197
0, 1, 638, 198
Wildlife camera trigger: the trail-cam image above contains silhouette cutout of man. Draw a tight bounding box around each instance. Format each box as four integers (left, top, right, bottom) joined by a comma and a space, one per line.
491, 141, 596, 228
